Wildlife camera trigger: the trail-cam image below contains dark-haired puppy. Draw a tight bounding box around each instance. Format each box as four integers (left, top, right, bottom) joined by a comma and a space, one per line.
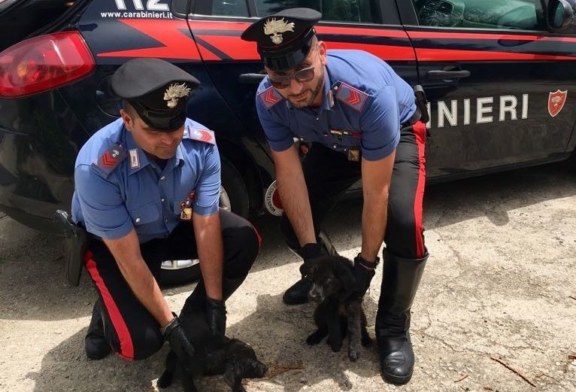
302, 255, 372, 361
157, 309, 267, 392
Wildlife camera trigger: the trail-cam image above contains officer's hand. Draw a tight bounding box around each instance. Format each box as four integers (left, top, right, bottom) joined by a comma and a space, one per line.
351, 254, 379, 299
162, 314, 195, 362
206, 298, 226, 340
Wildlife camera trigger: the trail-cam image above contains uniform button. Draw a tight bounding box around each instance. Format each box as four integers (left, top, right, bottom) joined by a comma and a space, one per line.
135, 218, 141, 223
164, 218, 168, 223
160, 176, 165, 180
333, 144, 337, 149
161, 198, 165, 202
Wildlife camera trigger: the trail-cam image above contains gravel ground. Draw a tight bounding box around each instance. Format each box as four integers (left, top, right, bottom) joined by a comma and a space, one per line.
1, 162, 575, 392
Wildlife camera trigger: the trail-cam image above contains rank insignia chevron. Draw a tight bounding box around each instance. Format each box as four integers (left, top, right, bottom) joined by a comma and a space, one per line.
95, 144, 127, 175
258, 86, 283, 109
334, 82, 369, 112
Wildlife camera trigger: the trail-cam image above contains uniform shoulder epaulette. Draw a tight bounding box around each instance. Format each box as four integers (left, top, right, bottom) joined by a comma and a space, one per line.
333, 82, 369, 112
93, 143, 127, 176
258, 86, 283, 109
187, 127, 216, 145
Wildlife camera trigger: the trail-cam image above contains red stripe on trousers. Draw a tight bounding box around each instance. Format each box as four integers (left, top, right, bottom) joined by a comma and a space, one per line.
412, 121, 427, 258
85, 251, 135, 360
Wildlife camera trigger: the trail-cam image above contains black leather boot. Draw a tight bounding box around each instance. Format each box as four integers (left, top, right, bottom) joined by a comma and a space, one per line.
85, 299, 111, 360
376, 250, 427, 385
282, 268, 314, 305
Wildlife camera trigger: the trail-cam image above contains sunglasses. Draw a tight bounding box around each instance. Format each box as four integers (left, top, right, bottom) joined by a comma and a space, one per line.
268, 65, 315, 89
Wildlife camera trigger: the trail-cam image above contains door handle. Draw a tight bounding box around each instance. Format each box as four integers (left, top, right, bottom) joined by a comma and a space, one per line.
238, 73, 266, 84
427, 69, 471, 79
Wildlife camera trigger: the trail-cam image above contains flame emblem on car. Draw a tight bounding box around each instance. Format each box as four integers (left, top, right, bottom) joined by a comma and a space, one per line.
263, 18, 295, 45
548, 90, 567, 118
164, 83, 191, 108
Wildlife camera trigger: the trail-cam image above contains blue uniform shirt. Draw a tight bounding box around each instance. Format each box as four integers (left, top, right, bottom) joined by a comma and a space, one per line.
72, 118, 221, 243
255, 50, 416, 161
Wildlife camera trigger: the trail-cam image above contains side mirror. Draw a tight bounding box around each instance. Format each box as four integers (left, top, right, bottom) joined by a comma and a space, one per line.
547, 0, 575, 32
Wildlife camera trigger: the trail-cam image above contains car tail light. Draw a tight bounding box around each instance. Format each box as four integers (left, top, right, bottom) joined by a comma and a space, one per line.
0, 31, 95, 97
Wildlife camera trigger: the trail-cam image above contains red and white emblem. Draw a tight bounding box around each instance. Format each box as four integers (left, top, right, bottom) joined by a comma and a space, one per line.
548, 90, 567, 118
264, 180, 283, 216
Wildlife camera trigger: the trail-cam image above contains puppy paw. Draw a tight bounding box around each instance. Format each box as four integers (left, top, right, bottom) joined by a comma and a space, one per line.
328, 338, 343, 352
348, 348, 360, 362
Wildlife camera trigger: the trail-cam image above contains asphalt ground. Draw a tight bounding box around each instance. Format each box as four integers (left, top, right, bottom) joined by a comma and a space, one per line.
1, 162, 575, 392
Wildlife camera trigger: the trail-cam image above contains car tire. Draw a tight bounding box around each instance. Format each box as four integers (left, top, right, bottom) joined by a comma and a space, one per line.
158, 158, 249, 287
220, 158, 250, 218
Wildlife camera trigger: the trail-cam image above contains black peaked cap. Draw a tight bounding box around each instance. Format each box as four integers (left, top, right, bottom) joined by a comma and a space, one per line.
111, 58, 200, 132
241, 8, 322, 71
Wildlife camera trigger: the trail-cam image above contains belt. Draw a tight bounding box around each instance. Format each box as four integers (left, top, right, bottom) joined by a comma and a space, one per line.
401, 107, 421, 128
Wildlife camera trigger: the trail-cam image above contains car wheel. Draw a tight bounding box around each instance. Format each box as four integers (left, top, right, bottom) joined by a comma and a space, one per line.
158, 159, 249, 287
220, 158, 250, 218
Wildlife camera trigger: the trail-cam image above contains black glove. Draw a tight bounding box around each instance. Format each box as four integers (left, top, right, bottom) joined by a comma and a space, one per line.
300, 242, 327, 263
162, 313, 195, 361
351, 254, 379, 299
206, 298, 227, 339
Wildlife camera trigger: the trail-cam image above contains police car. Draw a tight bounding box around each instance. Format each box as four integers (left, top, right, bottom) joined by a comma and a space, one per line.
1, 0, 575, 282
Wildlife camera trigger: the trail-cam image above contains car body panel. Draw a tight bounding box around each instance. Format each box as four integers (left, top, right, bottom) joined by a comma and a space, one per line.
406, 28, 576, 178
1, 0, 576, 232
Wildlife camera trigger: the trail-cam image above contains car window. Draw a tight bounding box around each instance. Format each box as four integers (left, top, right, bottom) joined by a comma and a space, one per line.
210, 0, 380, 23
411, 0, 546, 30
212, 0, 249, 16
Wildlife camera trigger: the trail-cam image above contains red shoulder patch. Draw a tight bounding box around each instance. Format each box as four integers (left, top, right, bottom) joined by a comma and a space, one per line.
189, 128, 216, 144
334, 82, 369, 112
95, 144, 127, 175
258, 86, 283, 109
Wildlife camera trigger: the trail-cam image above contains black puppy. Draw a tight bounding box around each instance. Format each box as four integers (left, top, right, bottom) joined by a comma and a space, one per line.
302, 255, 372, 361
158, 309, 268, 392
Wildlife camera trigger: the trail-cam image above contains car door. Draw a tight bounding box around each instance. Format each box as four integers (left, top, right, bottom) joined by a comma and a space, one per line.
398, 0, 576, 180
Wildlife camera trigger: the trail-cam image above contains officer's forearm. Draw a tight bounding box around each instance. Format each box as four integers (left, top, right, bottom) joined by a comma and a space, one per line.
361, 196, 387, 261
193, 211, 224, 300
360, 153, 395, 261
104, 231, 174, 327
273, 147, 316, 246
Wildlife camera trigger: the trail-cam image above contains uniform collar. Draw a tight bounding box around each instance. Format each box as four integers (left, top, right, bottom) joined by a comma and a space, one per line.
321, 66, 334, 111
122, 126, 184, 175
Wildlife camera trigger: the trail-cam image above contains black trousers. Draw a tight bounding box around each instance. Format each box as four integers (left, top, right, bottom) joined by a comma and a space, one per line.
281, 121, 427, 260
85, 209, 260, 360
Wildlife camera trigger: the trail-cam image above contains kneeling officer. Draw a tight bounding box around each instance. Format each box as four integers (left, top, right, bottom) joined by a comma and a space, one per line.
71, 58, 260, 365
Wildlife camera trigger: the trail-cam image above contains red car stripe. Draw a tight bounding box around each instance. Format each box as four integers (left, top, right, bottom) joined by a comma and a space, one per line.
97, 19, 576, 63
195, 35, 259, 60
407, 30, 576, 43
85, 252, 135, 360
189, 20, 409, 38
98, 19, 202, 60
415, 48, 576, 62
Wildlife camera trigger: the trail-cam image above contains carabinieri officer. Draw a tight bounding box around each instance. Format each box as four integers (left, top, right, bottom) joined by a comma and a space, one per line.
242, 8, 428, 385
71, 58, 260, 369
